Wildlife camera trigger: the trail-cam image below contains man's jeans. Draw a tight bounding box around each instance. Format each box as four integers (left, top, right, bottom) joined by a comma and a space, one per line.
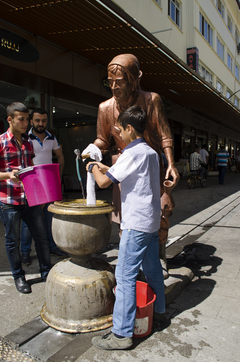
198, 166, 206, 178
21, 202, 57, 253
0, 201, 51, 280
218, 166, 227, 184
112, 229, 165, 338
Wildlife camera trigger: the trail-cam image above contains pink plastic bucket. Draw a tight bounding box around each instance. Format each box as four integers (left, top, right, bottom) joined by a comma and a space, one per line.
18, 164, 62, 207
133, 281, 156, 338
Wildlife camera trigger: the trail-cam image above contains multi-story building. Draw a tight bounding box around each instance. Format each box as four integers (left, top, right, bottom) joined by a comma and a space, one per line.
113, 0, 240, 164
0, 0, 239, 183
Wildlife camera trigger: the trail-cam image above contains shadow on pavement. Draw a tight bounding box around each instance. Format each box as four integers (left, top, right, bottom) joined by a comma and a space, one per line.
169, 172, 240, 227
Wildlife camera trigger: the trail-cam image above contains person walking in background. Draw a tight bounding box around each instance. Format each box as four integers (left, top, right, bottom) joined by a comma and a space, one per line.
189, 145, 206, 178
199, 144, 209, 170
215, 145, 231, 185
21, 108, 68, 266
0, 102, 51, 293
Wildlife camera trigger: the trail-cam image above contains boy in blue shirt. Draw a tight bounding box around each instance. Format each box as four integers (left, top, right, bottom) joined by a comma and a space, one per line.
87, 105, 165, 350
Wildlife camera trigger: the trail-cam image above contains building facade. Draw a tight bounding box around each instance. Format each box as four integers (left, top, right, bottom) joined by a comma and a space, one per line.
113, 0, 240, 164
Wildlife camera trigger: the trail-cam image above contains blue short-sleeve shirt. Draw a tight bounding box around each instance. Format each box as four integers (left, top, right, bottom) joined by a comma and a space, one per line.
106, 138, 161, 233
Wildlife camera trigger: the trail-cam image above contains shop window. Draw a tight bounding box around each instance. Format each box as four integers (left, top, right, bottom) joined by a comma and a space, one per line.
168, 0, 180, 27
227, 90, 231, 100
208, 134, 218, 167
182, 126, 195, 159
197, 130, 207, 149
52, 99, 98, 129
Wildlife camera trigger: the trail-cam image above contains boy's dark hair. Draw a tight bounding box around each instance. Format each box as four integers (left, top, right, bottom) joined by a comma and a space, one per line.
118, 105, 146, 134
30, 108, 48, 120
6, 102, 29, 118
195, 145, 200, 152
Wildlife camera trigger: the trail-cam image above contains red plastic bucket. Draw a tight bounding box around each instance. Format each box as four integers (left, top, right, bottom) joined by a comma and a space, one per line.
18, 164, 62, 207
133, 281, 156, 338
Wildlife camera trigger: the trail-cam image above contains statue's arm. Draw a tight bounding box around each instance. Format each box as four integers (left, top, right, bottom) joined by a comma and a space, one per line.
94, 104, 110, 152
152, 94, 180, 186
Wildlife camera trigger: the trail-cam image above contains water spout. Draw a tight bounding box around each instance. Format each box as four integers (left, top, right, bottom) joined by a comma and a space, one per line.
74, 149, 85, 199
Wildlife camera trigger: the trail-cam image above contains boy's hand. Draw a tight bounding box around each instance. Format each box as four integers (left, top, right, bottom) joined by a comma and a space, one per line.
86, 162, 112, 189
86, 162, 109, 174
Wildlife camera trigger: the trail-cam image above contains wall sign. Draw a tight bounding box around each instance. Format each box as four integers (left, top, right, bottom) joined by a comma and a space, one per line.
0, 29, 39, 62
187, 47, 199, 73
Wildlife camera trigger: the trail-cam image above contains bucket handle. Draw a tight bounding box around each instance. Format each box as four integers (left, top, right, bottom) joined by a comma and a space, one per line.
15, 166, 34, 176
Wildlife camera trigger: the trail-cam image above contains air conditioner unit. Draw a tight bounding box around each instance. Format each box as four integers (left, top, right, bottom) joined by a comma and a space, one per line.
237, 43, 240, 54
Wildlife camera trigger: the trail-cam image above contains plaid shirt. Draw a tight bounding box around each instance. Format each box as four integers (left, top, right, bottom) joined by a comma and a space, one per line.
190, 152, 205, 170
0, 129, 34, 205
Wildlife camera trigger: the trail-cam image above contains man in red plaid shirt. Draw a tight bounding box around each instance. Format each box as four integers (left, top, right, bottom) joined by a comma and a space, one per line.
0, 102, 51, 294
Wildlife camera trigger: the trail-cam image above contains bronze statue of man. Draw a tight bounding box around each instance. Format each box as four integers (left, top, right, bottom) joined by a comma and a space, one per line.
94, 54, 180, 277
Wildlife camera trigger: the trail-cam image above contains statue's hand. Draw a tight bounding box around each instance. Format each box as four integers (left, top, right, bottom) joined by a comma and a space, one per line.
165, 164, 180, 187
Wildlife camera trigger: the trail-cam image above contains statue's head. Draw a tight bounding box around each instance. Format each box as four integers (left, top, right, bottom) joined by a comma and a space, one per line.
107, 54, 142, 102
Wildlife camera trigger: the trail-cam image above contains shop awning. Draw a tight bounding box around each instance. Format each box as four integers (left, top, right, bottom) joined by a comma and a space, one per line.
0, 0, 239, 133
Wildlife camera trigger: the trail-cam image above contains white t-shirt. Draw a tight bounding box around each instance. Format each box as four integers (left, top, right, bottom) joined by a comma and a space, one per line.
28, 129, 60, 165
199, 148, 209, 163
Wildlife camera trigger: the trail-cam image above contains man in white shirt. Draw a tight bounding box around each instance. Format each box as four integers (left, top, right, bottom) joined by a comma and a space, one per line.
21, 108, 67, 265
199, 144, 209, 166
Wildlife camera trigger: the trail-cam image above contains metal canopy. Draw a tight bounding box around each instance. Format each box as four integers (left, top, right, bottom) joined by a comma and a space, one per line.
0, 0, 239, 134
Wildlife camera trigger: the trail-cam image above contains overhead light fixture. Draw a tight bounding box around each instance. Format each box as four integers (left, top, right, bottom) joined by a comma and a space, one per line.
53, 106, 56, 113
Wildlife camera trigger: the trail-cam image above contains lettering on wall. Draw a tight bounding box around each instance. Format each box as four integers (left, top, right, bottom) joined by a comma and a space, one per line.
0, 29, 39, 62
1, 38, 20, 52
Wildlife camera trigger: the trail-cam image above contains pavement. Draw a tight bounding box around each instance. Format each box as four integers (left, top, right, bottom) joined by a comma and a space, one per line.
1, 170, 240, 361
